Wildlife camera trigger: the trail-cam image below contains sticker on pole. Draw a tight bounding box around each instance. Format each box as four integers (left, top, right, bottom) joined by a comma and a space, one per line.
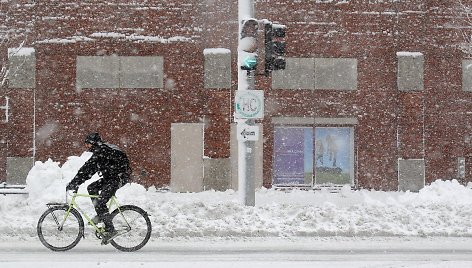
234, 90, 264, 119
237, 124, 260, 141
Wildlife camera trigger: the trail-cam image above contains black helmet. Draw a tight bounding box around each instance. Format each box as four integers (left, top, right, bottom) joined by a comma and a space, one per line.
85, 132, 102, 145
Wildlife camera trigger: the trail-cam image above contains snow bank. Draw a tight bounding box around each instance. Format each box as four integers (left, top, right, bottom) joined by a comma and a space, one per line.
1, 155, 472, 241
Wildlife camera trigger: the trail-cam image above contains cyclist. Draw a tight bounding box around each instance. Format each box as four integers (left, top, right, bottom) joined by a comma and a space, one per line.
66, 132, 132, 244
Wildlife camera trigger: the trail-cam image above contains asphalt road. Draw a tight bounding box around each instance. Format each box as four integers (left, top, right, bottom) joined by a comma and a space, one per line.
1, 237, 472, 267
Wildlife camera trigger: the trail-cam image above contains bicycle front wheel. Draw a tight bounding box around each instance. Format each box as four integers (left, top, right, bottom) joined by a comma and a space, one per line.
109, 205, 152, 252
37, 206, 84, 251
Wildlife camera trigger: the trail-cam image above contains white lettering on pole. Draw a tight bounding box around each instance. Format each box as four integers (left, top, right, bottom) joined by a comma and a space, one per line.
242, 98, 257, 112
234, 90, 264, 119
237, 124, 259, 141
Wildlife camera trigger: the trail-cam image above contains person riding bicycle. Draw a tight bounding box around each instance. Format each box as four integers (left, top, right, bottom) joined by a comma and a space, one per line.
66, 132, 131, 244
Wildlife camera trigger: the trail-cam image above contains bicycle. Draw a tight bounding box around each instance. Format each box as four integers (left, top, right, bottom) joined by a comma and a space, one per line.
37, 191, 152, 252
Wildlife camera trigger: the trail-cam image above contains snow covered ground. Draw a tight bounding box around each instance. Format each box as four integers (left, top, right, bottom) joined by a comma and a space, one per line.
2, 153, 472, 267
0, 153, 472, 240
2, 152, 472, 240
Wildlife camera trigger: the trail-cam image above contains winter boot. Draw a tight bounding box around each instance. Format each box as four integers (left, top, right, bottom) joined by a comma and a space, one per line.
100, 213, 118, 245
88, 215, 102, 226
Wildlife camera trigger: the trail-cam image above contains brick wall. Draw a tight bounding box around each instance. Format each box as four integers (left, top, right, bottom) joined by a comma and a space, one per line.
1, 0, 471, 189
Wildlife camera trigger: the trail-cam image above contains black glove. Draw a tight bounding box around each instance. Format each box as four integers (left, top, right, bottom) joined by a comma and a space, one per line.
66, 183, 79, 192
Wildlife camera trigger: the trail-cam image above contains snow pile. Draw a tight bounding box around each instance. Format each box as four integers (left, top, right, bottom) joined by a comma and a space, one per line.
24, 159, 63, 202
1, 155, 472, 241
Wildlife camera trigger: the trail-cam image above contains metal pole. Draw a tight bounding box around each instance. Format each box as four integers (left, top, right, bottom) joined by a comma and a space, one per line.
244, 71, 256, 206
238, 0, 256, 206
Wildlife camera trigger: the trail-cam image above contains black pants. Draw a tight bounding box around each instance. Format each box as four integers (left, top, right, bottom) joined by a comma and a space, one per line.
87, 178, 120, 231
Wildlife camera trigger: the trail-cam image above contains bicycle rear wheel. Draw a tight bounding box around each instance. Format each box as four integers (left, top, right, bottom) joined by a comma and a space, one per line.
109, 205, 152, 252
37, 206, 84, 251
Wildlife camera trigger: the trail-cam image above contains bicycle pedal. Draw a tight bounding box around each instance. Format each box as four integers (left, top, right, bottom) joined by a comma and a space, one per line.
101, 232, 119, 245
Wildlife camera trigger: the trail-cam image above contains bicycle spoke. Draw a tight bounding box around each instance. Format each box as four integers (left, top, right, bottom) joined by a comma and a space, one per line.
37, 207, 84, 251
109, 206, 151, 252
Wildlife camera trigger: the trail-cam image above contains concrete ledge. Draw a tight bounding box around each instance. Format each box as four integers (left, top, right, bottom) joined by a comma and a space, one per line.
462, 59, 472, 92
120, 56, 164, 88
7, 47, 36, 89
315, 117, 358, 125
77, 56, 164, 89
397, 52, 424, 91
314, 58, 357, 90
204, 48, 231, 89
272, 117, 358, 125
272, 57, 358, 90
272, 58, 315, 89
76, 56, 120, 89
272, 117, 315, 125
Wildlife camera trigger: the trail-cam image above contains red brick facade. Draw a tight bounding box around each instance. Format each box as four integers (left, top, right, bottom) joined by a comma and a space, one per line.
1, 1, 471, 190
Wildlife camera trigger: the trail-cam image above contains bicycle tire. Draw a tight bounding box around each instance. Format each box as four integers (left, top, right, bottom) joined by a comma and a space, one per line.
37, 206, 84, 251
109, 205, 152, 252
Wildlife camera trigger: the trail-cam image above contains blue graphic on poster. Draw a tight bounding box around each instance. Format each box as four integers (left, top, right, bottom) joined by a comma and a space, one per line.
273, 127, 313, 185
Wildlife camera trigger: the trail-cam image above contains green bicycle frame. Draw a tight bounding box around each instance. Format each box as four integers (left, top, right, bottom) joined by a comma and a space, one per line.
52, 192, 127, 232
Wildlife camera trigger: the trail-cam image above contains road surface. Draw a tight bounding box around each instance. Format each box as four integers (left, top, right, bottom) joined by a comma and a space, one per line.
1, 237, 472, 267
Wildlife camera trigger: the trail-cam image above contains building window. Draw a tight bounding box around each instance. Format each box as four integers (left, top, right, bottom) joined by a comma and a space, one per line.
76, 56, 163, 89
273, 124, 355, 187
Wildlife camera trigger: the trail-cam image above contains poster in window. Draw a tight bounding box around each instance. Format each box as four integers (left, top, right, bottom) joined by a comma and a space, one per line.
314, 127, 353, 185
273, 127, 313, 185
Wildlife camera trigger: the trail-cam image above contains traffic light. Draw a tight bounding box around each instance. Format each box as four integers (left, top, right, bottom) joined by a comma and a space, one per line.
264, 21, 286, 75
239, 19, 287, 74
240, 19, 258, 71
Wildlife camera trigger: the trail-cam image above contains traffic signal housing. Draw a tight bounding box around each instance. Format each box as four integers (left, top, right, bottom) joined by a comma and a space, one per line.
264, 21, 286, 75
240, 19, 259, 71
239, 19, 287, 75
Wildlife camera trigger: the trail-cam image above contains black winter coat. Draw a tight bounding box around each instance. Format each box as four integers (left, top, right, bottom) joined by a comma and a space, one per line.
69, 143, 131, 187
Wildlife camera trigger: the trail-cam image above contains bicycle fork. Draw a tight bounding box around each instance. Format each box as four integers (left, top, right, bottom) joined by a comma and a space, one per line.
46, 203, 85, 238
